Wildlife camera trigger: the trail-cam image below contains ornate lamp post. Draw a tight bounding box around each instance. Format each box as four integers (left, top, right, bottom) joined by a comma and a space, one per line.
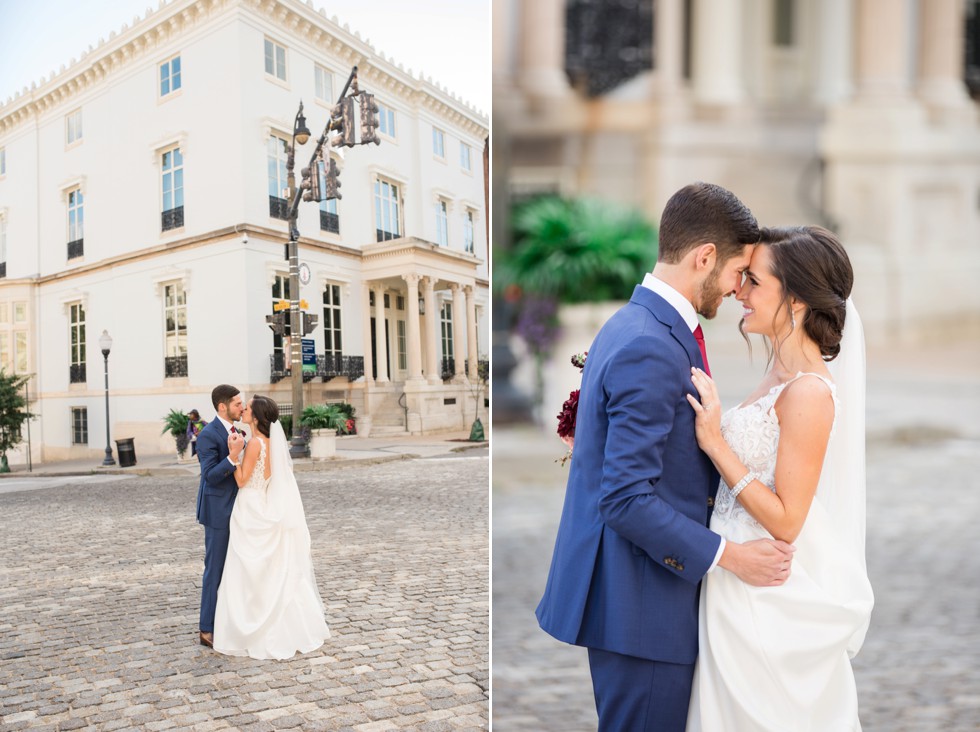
99, 329, 116, 466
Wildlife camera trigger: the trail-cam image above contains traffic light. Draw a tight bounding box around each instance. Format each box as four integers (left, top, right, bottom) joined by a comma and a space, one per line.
331, 97, 356, 147
266, 312, 286, 335
324, 158, 342, 200
301, 156, 322, 202
359, 92, 381, 146
302, 312, 319, 336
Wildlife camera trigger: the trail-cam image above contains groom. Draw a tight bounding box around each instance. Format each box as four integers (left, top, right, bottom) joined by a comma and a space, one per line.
536, 183, 796, 731
195, 384, 245, 648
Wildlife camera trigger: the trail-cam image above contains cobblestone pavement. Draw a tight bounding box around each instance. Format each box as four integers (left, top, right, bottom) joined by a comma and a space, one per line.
492, 428, 980, 731
0, 455, 488, 731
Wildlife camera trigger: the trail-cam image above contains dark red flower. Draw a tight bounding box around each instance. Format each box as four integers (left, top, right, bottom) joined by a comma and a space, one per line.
557, 389, 580, 439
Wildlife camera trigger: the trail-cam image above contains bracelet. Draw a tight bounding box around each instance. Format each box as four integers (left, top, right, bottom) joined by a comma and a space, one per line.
729, 471, 757, 499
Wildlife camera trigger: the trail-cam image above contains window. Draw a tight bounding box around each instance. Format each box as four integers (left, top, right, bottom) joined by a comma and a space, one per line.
67, 188, 84, 259
374, 178, 401, 242
435, 200, 449, 246
14, 331, 27, 374
441, 301, 454, 359
71, 407, 88, 445
0, 147, 5, 175
0, 214, 6, 278
319, 165, 339, 233
268, 136, 289, 219
160, 55, 182, 96
432, 127, 445, 158
66, 109, 83, 145
69, 302, 85, 384
164, 283, 188, 378
315, 65, 332, 103
0, 334, 8, 371
378, 103, 395, 137
13, 302, 25, 323
264, 38, 287, 81
271, 274, 291, 369
161, 148, 184, 231
322, 284, 342, 358
396, 319, 407, 371
460, 143, 472, 172
464, 210, 475, 254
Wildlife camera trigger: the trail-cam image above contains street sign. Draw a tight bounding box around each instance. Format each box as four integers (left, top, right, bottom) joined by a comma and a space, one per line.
302, 339, 316, 373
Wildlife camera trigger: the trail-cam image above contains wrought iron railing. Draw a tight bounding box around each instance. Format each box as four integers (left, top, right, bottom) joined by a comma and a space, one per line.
269, 195, 289, 220
320, 211, 339, 233
441, 357, 455, 381
0, 262, 6, 278
270, 352, 288, 383
316, 354, 365, 381
69, 363, 86, 384
466, 359, 490, 382
161, 205, 184, 231
376, 228, 398, 242
67, 238, 84, 260
164, 355, 188, 378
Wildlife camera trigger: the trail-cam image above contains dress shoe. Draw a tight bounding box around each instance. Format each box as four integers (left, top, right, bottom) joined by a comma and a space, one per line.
199, 631, 214, 648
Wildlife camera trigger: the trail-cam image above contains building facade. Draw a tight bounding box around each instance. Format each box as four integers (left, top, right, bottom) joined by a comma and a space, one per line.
494, 0, 980, 344
0, 0, 489, 463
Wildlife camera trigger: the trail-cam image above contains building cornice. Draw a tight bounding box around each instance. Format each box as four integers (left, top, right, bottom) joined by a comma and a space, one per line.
1, 0, 488, 139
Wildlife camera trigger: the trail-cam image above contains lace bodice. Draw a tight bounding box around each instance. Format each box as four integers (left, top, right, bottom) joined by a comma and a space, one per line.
243, 438, 271, 491
712, 373, 837, 527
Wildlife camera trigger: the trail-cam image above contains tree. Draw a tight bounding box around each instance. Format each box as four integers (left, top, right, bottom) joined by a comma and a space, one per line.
0, 370, 31, 473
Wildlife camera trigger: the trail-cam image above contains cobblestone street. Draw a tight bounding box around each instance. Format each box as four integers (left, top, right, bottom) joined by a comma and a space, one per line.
0, 455, 488, 731
493, 337, 980, 731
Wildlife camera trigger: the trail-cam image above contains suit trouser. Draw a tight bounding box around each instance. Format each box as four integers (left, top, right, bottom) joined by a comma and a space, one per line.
588, 647, 695, 732
199, 525, 229, 633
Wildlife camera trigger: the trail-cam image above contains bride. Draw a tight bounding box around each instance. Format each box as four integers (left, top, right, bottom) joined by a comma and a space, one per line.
685, 226, 874, 730
213, 395, 330, 660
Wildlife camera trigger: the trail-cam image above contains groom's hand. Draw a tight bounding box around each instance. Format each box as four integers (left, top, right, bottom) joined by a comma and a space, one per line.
228, 433, 245, 461
718, 539, 795, 586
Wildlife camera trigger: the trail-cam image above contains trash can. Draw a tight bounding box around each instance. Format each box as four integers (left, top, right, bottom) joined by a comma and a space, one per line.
115, 438, 137, 467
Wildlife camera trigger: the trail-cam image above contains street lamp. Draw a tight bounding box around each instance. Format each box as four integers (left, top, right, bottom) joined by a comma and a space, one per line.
99, 330, 115, 466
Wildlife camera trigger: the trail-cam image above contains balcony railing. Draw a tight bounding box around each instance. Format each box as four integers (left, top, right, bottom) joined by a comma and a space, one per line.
0, 262, 6, 278
441, 357, 455, 381
67, 238, 84, 260
162, 205, 184, 232
271, 352, 365, 384
269, 196, 289, 220
466, 359, 490, 383
320, 211, 339, 234
69, 363, 86, 384
376, 228, 398, 243
164, 354, 188, 378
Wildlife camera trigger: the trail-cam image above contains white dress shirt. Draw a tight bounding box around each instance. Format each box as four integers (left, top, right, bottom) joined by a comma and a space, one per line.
216, 415, 240, 467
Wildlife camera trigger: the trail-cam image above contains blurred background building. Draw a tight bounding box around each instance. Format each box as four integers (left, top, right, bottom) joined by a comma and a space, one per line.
494, 0, 980, 346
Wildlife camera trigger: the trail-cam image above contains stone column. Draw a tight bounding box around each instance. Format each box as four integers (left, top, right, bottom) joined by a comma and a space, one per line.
465, 285, 479, 382
361, 283, 374, 385
450, 284, 466, 381
853, 0, 912, 100
519, 0, 568, 98
422, 276, 441, 385
372, 284, 389, 383
654, 0, 686, 96
402, 274, 424, 383
692, 0, 744, 106
813, 0, 853, 105
917, 0, 975, 123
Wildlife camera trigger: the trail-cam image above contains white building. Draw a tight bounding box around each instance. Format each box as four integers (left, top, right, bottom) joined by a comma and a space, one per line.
0, 0, 489, 464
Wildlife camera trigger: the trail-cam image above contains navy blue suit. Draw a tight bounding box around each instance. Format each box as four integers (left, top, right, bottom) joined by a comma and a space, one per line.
536, 286, 722, 731
195, 419, 238, 633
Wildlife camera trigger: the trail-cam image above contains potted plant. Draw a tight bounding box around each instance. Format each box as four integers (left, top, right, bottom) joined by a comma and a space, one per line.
0, 370, 31, 473
301, 404, 341, 459
161, 409, 190, 460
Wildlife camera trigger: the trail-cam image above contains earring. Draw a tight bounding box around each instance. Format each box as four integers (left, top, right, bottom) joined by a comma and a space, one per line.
791, 311, 797, 330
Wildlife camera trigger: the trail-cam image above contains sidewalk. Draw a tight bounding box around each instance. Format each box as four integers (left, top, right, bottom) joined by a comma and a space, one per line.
1, 430, 489, 479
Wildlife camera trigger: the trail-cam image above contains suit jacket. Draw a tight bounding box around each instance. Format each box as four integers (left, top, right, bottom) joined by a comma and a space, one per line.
536, 286, 722, 664
195, 418, 239, 529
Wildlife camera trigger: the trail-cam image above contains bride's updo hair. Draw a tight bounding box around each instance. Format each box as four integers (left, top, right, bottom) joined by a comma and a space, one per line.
759, 225, 853, 361
249, 395, 279, 438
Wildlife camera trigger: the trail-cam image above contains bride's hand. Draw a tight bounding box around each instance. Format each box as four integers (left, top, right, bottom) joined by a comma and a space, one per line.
685, 367, 723, 454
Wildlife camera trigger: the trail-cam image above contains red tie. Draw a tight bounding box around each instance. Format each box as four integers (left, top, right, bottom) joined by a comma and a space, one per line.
230, 426, 239, 435
693, 324, 711, 377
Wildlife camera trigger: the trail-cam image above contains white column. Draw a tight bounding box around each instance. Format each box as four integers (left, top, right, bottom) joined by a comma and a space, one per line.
654, 0, 686, 96
519, 0, 568, 97
372, 284, 389, 383
402, 274, 424, 383
917, 0, 975, 121
361, 283, 374, 385
422, 276, 441, 385
465, 285, 479, 382
692, 0, 744, 105
853, 0, 913, 100
813, 0, 853, 105
450, 284, 466, 381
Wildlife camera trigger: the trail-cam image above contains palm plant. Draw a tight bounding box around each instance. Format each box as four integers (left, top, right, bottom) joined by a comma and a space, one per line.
161, 409, 190, 457
301, 404, 352, 435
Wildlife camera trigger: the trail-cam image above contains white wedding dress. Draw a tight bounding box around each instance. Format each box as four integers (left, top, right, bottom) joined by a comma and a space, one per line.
213, 422, 330, 660
688, 372, 875, 731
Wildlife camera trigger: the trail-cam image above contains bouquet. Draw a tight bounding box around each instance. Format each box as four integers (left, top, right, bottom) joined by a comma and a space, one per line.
556, 351, 587, 466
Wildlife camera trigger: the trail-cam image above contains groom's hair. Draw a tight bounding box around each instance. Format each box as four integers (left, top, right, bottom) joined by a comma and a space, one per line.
211, 384, 240, 411
250, 395, 279, 438
657, 182, 759, 264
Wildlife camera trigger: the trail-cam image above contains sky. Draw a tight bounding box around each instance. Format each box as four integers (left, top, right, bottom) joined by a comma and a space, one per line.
0, 0, 490, 114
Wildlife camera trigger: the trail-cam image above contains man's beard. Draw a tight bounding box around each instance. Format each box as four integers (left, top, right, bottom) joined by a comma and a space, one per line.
696, 265, 724, 319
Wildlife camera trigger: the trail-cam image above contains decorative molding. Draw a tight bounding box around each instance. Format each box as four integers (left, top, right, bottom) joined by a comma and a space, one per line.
59, 175, 87, 200
150, 131, 189, 164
